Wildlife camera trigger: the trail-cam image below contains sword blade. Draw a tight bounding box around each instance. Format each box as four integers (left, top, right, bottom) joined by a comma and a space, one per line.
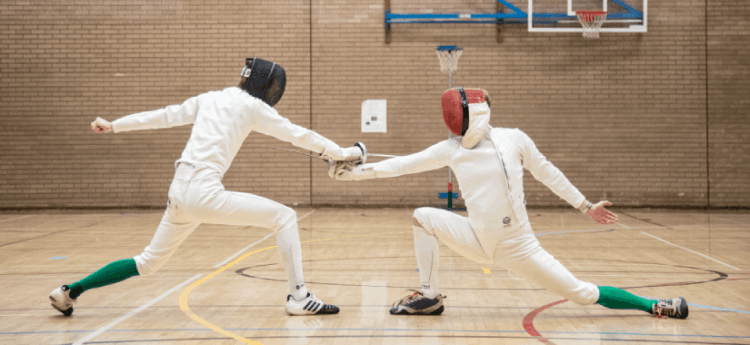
253, 145, 399, 160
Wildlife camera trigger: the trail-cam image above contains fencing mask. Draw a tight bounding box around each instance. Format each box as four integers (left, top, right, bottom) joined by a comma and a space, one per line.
441, 87, 491, 149
239, 57, 286, 107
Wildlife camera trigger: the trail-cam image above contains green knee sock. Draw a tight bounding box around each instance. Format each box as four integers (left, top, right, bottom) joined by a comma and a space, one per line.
68, 258, 139, 299
596, 286, 658, 314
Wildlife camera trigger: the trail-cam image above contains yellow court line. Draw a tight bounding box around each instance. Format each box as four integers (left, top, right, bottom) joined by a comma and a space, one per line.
482, 268, 491, 274
179, 231, 408, 345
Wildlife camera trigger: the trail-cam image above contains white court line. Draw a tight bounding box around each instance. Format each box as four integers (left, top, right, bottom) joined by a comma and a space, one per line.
641, 231, 741, 271
214, 209, 316, 268
72, 273, 202, 345
0, 215, 34, 223
617, 222, 632, 229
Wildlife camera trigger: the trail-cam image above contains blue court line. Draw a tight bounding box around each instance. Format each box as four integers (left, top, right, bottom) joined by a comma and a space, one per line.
688, 303, 750, 314
3, 328, 749, 339
639, 295, 750, 315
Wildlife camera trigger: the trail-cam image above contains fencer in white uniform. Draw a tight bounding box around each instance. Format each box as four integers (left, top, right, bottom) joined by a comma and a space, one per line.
50, 58, 361, 316
331, 88, 690, 319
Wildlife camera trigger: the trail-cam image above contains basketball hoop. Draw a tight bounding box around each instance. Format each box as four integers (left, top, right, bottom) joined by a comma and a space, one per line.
576, 11, 607, 38
436, 46, 463, 74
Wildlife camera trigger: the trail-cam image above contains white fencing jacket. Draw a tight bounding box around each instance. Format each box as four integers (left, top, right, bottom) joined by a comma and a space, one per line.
112, 87, 340, 177
354, 127, 587, 240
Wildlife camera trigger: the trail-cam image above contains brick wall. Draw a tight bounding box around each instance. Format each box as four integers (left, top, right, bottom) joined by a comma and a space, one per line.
0, 0, 747, 209
707, 1, 750, 208
0, 0, 313, 208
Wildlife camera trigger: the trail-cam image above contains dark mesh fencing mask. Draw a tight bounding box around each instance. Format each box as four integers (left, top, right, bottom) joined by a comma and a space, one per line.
240, 57, 286, 106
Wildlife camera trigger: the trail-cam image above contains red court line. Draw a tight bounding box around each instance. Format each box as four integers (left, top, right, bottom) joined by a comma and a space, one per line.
522, 299, 568, 342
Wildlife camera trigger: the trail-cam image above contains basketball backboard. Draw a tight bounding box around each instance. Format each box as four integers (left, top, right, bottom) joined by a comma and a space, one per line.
528, 0, 647, 34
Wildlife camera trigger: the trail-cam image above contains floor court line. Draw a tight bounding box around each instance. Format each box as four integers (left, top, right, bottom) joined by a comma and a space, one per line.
0, 215, 34, 223
72, 273, 202, 345
50, 336, 750, 345
214, 210, 316, 268
641, 231, 741, 271
7, 328, 750, 339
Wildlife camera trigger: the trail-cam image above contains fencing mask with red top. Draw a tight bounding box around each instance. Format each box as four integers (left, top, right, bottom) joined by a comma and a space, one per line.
441, 87, 491, 149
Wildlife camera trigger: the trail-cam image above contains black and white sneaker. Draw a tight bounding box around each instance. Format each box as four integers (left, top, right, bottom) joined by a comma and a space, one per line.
49, 285, 76, 316
285, 292, 340, 315
652, 297, 689, 319
390, 290, 445, 315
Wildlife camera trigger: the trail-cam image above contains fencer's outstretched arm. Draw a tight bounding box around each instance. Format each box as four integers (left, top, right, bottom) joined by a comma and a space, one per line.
518, 131, 617, 224
331, 141, 449, 181
251, 103, 363, 162
106, 95, 201, 133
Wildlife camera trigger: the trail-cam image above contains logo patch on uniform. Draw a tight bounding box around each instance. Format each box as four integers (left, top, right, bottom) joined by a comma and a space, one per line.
503, 217, 511, 225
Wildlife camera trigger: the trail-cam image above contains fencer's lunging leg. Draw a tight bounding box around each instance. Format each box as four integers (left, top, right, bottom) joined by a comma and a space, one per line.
275, 211, 308, 300
186, 183, 311, 301
412, 217, 440, 298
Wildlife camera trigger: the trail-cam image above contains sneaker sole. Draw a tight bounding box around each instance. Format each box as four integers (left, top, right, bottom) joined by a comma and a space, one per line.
390, 305, 444, 315
678, 297, 688, 319
49, 296, 74, 316
285, 307, 340, 315
51, 304, 73, 316
315, 308, 340, 315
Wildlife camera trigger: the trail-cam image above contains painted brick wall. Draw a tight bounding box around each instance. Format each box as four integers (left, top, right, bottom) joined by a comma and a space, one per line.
0, 0, 313, 208
0, 0, 747, 209
312, 0, 710, 208
707, 1, 750, 207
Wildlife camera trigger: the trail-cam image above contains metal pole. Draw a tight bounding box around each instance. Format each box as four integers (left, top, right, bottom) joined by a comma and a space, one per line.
447, 67, 453, 209
448, 68, 452, 185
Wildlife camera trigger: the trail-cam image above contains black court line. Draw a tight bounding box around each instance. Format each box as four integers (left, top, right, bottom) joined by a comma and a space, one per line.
0, 220, 102, 248
618, 211, 674, 229
236, 256, 728, 291
564, 258, 729, 289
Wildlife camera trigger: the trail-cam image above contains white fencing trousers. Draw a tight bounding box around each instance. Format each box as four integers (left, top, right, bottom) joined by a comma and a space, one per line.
133, 164, 306, 296
412, 207, 599, 306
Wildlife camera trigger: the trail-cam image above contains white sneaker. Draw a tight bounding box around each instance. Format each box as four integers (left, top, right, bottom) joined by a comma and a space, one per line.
652, 297, 689, 319
49, 285, 76, 316
285, 292, 339, 315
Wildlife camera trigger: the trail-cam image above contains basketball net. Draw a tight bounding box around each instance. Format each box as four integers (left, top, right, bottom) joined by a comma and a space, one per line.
436, 49, 463, 74
576, 11, 607, 38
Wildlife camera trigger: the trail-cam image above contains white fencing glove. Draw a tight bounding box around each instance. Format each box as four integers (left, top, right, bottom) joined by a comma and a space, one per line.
328, 160, 375, 181
328, 160, 355, 180
321, 142, 367, 164
91, 117, 114, 133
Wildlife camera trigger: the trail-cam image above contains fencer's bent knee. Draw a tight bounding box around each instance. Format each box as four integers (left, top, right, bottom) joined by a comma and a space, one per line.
274, 206, 297, 233
412, 217, 423, 228
412, 208, 432, 227
412, 208, 435, 235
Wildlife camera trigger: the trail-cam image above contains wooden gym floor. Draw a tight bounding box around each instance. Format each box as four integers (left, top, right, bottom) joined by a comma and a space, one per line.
0, 208, 748, 344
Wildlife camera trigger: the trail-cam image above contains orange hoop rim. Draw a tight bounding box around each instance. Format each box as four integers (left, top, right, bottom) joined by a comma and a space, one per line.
576, 10, 607, 23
